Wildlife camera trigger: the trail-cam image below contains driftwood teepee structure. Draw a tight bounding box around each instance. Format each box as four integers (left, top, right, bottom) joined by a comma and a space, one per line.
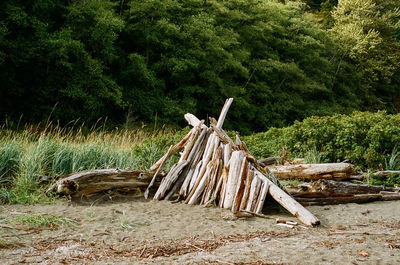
145, 98, 320, 226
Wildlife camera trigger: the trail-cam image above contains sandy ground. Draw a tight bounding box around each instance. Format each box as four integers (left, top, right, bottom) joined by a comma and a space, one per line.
1, 195, 399, 265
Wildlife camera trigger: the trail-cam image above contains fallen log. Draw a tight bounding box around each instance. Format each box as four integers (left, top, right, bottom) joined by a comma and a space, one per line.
296, 193, 400, 206
292, 179, 400, 198
48, 169, 158, 197
266, 163, 355, 181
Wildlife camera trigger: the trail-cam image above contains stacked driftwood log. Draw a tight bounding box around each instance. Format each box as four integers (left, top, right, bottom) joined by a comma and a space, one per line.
144, 98, 320, 226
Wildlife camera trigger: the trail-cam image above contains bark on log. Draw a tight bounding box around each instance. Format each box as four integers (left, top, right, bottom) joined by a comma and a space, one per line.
49, 169, 158, 197
254, 169, 320, 226
266, 163, 355, 181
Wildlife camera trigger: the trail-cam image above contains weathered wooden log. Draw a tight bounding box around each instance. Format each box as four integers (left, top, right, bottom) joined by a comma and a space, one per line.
223, 151, 245, 209
188, 162, 202, 194
178, 124, 201, 163
166, 127, 209, 200
266, 163, 355, 181
153, 160, 189, 200
201, 147, 222, 204
180, 129, 211, 197
211, 124, 238, 150
218, 166, 229, 208
255, 181, 270, 214
216, 98, 233, 128
292, 179, 400, 198
48, 169, 159, 197
254, 169, 320, 226
184, 113, 208, 129
245, 171, 262, 212
187, 161, 214, 205
185, 133, 218, 201
232, 159, 249, 213
296, 193, 400, 206
185, 100, 233, 202
239, 169, 253, 211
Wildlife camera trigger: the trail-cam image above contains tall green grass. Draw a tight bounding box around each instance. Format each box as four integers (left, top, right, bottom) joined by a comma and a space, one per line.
3, 111, 400, 204
0, 122, 186, 204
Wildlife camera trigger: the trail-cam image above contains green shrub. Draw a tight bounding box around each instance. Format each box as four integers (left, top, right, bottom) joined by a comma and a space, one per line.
244, 111, 400, 169
369, 173, 400, 187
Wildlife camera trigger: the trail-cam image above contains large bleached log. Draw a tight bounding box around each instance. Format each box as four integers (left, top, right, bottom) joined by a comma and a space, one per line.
223, 151, 245, 209
292, 179, 400, 198
49, 169, 158, 197
254, 169, 320, 226
266, 163, 355, 180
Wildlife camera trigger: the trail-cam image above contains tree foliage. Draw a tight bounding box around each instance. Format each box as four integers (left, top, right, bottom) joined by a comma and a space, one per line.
0, 0, 399, 133
330, 0, 400, 111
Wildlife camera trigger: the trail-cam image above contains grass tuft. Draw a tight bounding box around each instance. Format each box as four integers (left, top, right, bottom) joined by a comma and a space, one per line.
13, 213, 78, 229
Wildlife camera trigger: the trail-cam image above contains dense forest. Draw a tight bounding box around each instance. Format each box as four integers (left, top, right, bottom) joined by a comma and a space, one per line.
1, 0, 399, 134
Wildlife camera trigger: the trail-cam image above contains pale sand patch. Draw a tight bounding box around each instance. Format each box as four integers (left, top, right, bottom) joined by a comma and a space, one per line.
1, 198, 399, 264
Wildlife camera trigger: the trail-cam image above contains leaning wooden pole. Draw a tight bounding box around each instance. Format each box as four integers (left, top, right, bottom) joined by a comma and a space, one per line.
254, 169, 320, 226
